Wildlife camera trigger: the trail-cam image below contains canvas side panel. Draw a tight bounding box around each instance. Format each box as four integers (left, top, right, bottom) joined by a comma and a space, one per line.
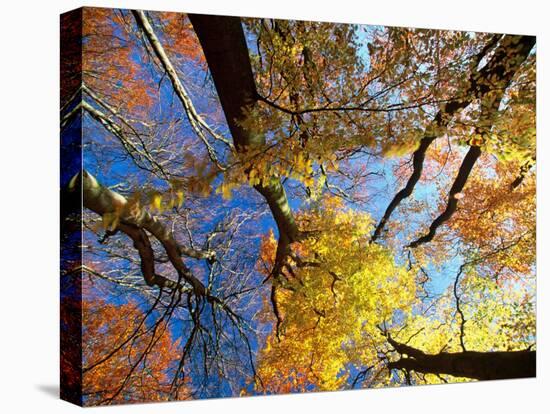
60, 7, 83, 407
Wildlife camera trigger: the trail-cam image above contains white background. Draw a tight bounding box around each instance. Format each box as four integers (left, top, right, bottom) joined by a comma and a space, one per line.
0, 0, 547, 412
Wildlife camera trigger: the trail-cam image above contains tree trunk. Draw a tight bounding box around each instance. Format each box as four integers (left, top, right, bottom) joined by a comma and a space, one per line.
387, 336, 535, 380
188, 14, 301, 252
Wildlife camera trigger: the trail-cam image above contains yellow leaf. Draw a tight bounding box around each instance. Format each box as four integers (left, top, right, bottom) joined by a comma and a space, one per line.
175, 190, 184, 207
102, 212, 119, 231
151, 193, 162, 212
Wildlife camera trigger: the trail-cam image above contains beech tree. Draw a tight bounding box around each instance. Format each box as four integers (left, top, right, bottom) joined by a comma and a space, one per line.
61, 8, 536, 404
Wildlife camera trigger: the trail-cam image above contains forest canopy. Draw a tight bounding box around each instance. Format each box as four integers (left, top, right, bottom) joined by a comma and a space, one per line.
60, 7, 536, 406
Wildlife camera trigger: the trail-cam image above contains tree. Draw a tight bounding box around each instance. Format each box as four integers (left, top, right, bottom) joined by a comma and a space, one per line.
61, 8, 536, 404
252, 197, 416, 392
82, 298, 189, 405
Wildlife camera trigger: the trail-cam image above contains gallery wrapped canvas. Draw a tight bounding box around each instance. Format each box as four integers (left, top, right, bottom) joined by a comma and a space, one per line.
60, 6, 536, 406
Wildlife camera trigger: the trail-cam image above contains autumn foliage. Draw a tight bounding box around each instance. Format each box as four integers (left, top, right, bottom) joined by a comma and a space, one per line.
60, 7, 536, 405
82, 298, 188, 405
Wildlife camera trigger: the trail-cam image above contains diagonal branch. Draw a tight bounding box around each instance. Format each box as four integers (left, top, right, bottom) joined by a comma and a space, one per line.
408, 35, 535, 248
372, 34, 535, 242
132, 10, 232, 170
407, 145, 481, 248
510, 155, 536, 189
72, 170, 214, 295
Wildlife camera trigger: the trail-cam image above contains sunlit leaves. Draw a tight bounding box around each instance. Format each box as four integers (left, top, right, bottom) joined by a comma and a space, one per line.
448, 158, 536, 281
82, 8, 203, 117
82, 299, 188, 405
254, 198, 417, 392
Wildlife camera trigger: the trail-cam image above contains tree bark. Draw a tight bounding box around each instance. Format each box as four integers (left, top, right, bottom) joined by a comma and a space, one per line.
387, 336, 535, 380
188, 14, 302, 278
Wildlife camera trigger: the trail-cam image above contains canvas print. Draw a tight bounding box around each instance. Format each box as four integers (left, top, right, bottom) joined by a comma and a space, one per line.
60, 7, 536, 406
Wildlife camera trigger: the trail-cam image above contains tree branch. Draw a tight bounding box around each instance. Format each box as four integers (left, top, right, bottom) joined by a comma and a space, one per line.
510, 155, 536, 189
372, 35, 536, 242
408, 35, 535, 248
132, 10, 232, 170
386, 335, 535, 381
407, 145, 482, 248
73, 170, 214, 296
188, 13, 302, 276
